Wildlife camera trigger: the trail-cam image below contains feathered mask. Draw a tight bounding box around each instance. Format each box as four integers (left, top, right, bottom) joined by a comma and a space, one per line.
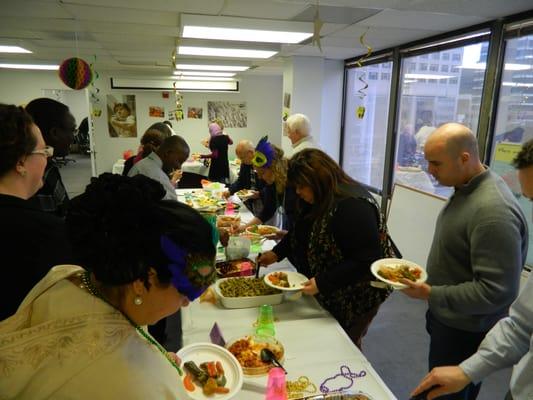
253, 136, 275, 168
160, 235, 216, 301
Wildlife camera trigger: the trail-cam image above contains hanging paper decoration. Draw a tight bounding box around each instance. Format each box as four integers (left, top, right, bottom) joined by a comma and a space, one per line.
311, 2, 324, 52
58, 57, 93, 90
354, 29, 373, 119
87, 55, 102, 117
172, 81, 184, 121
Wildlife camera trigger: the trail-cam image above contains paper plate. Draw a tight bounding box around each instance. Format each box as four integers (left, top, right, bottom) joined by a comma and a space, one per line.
177, 342, 243, 400
370, 258, 427, 290
264, 271, 308, 292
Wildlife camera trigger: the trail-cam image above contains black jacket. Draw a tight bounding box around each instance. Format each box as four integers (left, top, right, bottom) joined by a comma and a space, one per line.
0, 194, 72, 320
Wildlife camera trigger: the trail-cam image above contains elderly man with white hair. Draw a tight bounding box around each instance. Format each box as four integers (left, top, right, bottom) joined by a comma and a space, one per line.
285, 113, 319, 157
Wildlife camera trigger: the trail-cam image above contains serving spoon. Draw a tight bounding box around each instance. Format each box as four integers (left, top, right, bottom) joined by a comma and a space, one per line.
260, 348, 287, 374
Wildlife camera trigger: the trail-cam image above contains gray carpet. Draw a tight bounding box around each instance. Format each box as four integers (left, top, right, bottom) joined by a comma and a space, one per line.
363, 291, 512, 399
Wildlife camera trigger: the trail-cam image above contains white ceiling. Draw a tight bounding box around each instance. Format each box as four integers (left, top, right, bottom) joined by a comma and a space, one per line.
0, 0, 531, 78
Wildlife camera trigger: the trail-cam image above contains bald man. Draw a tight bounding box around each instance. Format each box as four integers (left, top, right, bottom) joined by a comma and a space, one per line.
402, 123, 528, 400
223, 140, 261, 199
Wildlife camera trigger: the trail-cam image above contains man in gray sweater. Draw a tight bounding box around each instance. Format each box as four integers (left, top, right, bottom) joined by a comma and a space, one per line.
402, 123, 528, 400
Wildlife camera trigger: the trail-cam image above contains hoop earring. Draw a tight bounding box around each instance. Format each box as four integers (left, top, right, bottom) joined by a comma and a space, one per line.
20, 170, 27, 177
133, 296, 143, 306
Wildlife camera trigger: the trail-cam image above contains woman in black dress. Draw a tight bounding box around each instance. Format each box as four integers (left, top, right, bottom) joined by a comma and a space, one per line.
200, 122, 232, 183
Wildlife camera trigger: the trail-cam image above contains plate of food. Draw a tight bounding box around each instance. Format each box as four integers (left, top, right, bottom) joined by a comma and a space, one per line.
226, 335, 284, 376
235, 189, 256, 201
370, 258, 427, 290
216, 258, 256, 278
245, 225, 280, 238
216, 215, 241, 229
264, 271, 308, 292
177, 342, 243, 400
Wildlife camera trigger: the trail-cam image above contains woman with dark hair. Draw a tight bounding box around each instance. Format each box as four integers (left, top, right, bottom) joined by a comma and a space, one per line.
258, 149, 392, 349
242, 136, 297, 231
199, 122, 233, 183
0, 173, 217, 399
0, 104, 71, 320
122, 128, 164, 176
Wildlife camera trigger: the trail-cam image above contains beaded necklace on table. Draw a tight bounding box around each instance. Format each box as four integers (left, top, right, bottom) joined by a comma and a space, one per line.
79, 270, 183, 376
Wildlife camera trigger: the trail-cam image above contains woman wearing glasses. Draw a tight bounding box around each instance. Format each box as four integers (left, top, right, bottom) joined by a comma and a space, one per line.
0, 104, 71, 320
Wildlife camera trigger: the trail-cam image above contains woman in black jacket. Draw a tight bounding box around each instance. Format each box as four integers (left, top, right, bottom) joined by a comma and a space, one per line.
258, 149, 391, 349
200, 122, 232, 183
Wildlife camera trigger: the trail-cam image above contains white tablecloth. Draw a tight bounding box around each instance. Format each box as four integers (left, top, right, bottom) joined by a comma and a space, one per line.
178, 189, 397, 399
112, 159, 239, 183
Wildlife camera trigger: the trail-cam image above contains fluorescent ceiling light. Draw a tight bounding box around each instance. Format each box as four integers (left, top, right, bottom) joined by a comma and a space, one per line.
0, 45, 32, 53
459, 63, 531, 71
111, 77, 238, 92
0, 63, 58, 70
174, 76, 235, 81
178, 46, 276, 59
183, 26, 311, 44
173, 71, 235, 77
176, 63, 249, 71
405, 73, 453, 80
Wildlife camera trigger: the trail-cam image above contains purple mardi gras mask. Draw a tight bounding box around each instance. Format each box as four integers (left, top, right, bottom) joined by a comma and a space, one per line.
160, 235, 214, 301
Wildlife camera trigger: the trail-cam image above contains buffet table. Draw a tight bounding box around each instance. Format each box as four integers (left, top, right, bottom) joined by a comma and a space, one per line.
177, 189, 398, 399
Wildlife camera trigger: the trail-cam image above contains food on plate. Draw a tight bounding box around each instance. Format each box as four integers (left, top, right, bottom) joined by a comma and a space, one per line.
378, 264, 422, 282
216, 259, 255, 277
246, 225, 278, 236
267, 271, 290, 288
184, 191, 226, 212
219, 277, 280, 297
216, 214, 241, 228
183, 360, 229, 395
227, 336, 284, 374
236, 189, 254, 198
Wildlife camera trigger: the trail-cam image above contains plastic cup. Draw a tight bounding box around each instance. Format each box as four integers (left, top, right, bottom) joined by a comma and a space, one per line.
265, 367, 288, 400
256, 304, 275, 337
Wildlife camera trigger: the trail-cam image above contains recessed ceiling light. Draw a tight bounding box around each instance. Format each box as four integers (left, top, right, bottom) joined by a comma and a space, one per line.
176, 64, 249, 71
183, 26, 312, 44
0, 63, 58, 70
0, 45, 32, 53
178, 46, 276, 59
173, 71, 235, 77
174, 76, 236, 81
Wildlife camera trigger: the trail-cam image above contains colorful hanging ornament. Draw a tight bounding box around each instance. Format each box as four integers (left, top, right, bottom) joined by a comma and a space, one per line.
354, 29, 373, 119
58, 57, 93, 90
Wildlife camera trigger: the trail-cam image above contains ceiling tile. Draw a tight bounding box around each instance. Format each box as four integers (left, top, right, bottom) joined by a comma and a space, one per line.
292, 5, 381, 24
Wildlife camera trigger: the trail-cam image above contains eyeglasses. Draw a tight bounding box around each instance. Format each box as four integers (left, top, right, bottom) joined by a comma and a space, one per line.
30, 145, 54, 158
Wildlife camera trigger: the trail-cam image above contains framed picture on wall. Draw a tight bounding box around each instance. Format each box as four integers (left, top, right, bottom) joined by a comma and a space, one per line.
107, 94, 137, 138
149, 106, 165, 118
207, 101, 247, 128
187, 107, 203, 119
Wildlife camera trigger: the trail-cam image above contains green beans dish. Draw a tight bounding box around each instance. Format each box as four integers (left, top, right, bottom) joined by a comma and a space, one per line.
219, 277, 281, 297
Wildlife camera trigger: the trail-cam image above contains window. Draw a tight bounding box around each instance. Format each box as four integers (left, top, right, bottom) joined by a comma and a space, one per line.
342, 62, 392, 190
451, 66, 460, 72
452, 53, 461, 61
442, 53, 450, 60
369, 72, 378, 80
420, 54, 429, 59
489, 32, 533, 267
419, 63, 428, 71
381, 72, 391, 80
383, 62, 392, 69
432, 53, 440, 60
406, 62, 416, 72
394, 42, 489, 197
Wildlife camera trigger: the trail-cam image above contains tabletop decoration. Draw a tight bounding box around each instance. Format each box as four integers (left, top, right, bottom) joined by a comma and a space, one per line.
286, 376, 317, 399
319, 365, 367, 394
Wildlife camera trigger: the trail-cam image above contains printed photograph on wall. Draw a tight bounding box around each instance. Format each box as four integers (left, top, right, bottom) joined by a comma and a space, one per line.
149, 106, 165, 118
207, 101, 247, 128
187, 107, 203, 119
107, 94, 137, 138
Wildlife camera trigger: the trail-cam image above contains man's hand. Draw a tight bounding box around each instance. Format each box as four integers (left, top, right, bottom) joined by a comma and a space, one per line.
170, 169, 182, 186
411, 366, 471, 400
257, 251, 278, 266
400, 279, 431, 300
222, 190, 231, 199
302, 277, 319, 296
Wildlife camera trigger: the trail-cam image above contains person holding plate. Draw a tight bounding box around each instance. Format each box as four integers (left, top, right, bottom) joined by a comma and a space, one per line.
0, 173, 217, 399
258, 149, 392, 349
401, 123, 527, 400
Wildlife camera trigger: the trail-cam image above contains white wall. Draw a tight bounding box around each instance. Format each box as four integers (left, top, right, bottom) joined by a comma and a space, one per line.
0, 69, 283, 175
90, 73, 282, 174
320, 59, 344, 160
